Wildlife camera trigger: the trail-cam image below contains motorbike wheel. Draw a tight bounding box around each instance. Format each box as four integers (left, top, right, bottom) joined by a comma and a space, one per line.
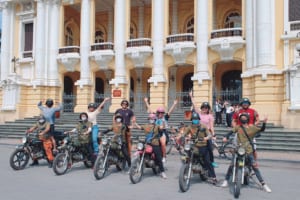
53, 152, 70, 175
223, 143, 234, 160
179, 163, 191, 192
129, 157, 144, 184
93, 156, 107, 180
166, 141, 173, 155
233, 168, 243, 198
9, 149, 30, 170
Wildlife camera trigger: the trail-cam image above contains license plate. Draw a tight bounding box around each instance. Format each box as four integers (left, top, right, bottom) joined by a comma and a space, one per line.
238, 161, 244, 167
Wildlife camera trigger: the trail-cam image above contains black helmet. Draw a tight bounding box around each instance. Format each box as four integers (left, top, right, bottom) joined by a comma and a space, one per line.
88, 103, 96, 109
120, 99, 129, 106
200, 102, 211, 110
79, 112, 88, 121
239, 113, 250, 121
191, 112, 200, 120
115, 113, 123, 122
240, 97, 251, 106
45, 99, 54, 107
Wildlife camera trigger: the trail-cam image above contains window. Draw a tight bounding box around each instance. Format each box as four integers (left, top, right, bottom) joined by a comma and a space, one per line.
23, 22, 33, 58
95, 30, 104, 43
289, 0, 300, 22
65, 26, 74, 46
224, 12, 241, 28
130, 22, 137, 39
186, 17, 194, 33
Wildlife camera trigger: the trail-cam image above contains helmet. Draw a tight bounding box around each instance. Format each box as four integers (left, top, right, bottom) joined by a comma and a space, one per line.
88, 103, 96, 109
240, 97, 251, 106
120, 99, 129, 106
156, 107, 165, 113
79, 112, 88, 121
200, 102, 211, 110
191, 112, 200, 120
115, 113, 123, 122
38, 115, 46, 124
45, 99, 54, 107
148, 113, 156, 120
239, 113, 250, 121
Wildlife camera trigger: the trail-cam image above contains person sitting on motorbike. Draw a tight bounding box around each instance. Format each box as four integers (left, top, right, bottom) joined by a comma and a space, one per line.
181, 112, 217, 184
101, 113, 131, 170
134, 113, 167, 179
26, 115, 56, 168
220, 113, 272, 193
66, 112, 94, 165
144, 97, 178, 163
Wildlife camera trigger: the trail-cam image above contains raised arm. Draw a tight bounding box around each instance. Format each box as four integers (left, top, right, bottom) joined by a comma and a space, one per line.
96, 97, 110, 112
189, 91, 201, 114
144, 97, 152, 113
167, 99, 178, 115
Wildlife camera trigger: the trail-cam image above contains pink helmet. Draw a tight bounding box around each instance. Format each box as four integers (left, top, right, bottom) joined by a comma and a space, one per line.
156, 107, 165, 113
148, 113, 156, 120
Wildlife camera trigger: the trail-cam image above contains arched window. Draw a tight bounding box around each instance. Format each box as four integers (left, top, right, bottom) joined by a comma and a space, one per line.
95, 30, 104, 43
65, 26, 74, 46
130, 22, 137, 39
224, 12, 241, 28
186, 17, 194, 33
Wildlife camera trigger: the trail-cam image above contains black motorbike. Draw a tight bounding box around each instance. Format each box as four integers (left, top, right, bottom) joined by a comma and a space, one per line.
178, 140, 208, 192
52, 132, 93, 175
230, 144, 252, 199
9, 131, 65, 170
129, 139, 160, 184
93, 135, 127, 180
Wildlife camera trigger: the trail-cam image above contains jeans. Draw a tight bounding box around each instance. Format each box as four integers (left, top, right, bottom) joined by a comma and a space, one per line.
92, 125, 99, 154
199, 146, 216, 178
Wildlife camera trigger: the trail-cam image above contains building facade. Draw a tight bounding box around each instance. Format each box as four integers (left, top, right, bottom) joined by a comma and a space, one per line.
0, 0, 300, 128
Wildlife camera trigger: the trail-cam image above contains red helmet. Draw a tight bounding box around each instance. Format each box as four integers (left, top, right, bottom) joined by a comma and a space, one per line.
148, 113, 156, 120
156, 107, 165, 113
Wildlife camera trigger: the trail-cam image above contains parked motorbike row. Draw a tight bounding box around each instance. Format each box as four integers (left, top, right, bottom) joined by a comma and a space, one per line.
9, 127, 258, 199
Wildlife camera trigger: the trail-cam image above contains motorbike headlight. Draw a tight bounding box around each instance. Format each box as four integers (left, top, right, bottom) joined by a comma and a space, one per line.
21, 136, 27, 144
137, 142, 144, 150
237, 147, 246, 156
184, 144, 191, 151
102, 138, 108, 145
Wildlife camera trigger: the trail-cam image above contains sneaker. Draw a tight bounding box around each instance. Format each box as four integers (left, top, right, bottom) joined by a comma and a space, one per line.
212, 162, 219, 168
161, 172, 167, 179
220, 180, 228, 187
263, 184, 272, 193
29, 160, 39, 166
162, 157, 166, 163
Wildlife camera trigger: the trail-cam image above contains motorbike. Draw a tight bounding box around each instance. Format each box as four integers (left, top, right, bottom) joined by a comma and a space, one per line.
178, 139, 208, 192
52, 132, 93, 175
129, 138, 160, 184
93, 135, 127, 180
230, 144, 252, 199
166, 126, 185, 155
211, 135, 235, 160
9, 131, 65, 170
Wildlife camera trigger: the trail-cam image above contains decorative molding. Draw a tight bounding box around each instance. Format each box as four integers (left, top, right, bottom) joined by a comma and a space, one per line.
90, 50, 114, 70
191, 71, 210, 85
147, 75, 166, 87
165, 42, 196, 64
57, 53, 80, 72
125, 46, 152, 68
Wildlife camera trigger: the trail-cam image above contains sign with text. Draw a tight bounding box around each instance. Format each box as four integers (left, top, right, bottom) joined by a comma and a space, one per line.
113, 89, 122, 97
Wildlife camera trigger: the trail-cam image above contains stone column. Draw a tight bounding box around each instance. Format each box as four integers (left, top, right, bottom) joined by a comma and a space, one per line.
171, 0, 178, 35
192, 0, 210, 84
245, 0, 253, 69
138, 5, 145, 38
107, 9, 113, 42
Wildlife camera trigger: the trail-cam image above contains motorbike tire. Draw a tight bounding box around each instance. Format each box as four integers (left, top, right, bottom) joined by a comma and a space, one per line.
53, 152, 70, 175
179, 163, 191, 192
9, 149, 30, 170
129, 157, 144, 184
166, 141, 173, 155
93, 156, 107, 180
233, 167, 243, 198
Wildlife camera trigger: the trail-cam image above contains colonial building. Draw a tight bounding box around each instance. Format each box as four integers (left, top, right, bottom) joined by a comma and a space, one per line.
0, 0, 300, 128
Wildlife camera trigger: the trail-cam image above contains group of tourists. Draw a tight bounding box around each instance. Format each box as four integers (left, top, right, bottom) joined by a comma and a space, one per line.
25, 94, 271, 193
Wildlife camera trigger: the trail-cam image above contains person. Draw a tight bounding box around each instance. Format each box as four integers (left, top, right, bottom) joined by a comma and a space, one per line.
220, 113, 272, 193
224, 101, 234, 128
66, 112, 94, 164
189, 92, 218, 168
214, 99, 223, 126
102, 113, 131, 169
232, 97, 260, 159
133, 113, 167, 179
114, 100, 136, 159
37, 98, 63, 148
181, 112, 217, 184
26, 115, 56, 168
144, 97, 178, 163
87, 97, 110, 156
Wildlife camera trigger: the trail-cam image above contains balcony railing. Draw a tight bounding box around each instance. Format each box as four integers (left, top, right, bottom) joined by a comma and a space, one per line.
58, 46, 80, 54
127, 38, 151, 47
91, 42, 114, 51
166, 33, 194, 43
290, 21, 300, 31
211, 28, 242, 39
23, 51, 33, 58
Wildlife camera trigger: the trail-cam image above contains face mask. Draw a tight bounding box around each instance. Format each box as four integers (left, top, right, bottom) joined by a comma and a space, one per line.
81, 117, 87, 121
240, 119, 248, 124
116, 118, 122, 123
38, 119, 45, 124
149, 119, 155, 124
192, 119, 199, 125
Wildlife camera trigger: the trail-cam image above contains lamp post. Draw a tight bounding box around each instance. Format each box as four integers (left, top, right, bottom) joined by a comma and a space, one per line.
11, 56, 19, 73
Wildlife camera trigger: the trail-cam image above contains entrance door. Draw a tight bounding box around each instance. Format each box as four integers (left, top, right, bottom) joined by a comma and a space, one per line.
63, 76, 76, 112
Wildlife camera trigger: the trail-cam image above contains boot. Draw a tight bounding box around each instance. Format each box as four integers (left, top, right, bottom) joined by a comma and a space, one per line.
29, 160, 39, 166
48, 161, 53, 168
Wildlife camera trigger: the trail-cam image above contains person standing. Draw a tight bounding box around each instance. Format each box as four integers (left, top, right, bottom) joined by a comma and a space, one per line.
224, 101, 234, 128
87, 97, 110, 156
214, 99, 223, 126
114, 100, 136, 159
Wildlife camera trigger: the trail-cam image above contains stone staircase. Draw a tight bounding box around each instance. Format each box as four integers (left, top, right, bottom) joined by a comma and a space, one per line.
0, 111, 300, 152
